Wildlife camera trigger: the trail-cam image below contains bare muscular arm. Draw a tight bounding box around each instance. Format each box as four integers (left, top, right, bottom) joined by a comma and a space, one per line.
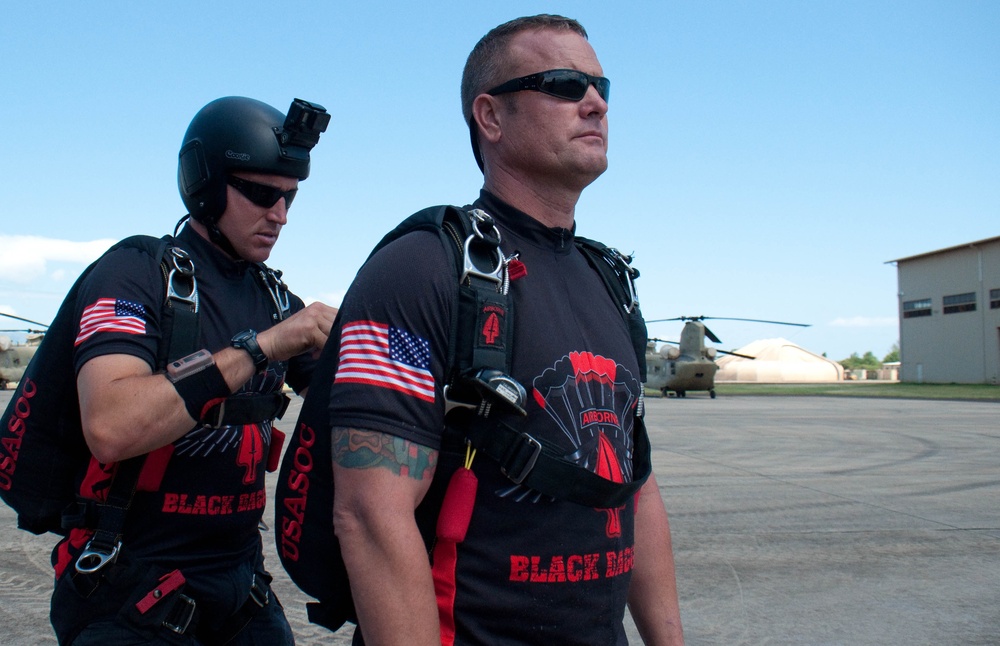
628, 473, 685, 645
332, 427, 440, 646
77, 301, 336, 463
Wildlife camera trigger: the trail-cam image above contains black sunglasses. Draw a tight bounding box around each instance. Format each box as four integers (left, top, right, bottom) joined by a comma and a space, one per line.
227, 176, 298, 209
487, 68, 610, 103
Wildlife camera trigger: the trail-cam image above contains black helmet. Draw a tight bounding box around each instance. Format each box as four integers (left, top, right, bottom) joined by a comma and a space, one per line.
178, 96, 330, 227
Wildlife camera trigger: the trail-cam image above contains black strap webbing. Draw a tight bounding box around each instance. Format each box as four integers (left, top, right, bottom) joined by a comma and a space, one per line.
575, 237, 648, 382
202, 393, 291, 428
76, 456, 144, 569
464, 418, 651, 508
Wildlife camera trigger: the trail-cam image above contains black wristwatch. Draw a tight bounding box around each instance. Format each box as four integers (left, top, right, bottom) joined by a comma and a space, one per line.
231, 329, 269, 373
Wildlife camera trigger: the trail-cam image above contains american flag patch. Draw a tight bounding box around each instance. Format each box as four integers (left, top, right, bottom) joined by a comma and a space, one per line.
75, 298, 147, 346
334, 320, 435, 403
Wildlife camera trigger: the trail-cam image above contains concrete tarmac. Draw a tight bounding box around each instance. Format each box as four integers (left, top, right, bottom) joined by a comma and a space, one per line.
1, 390, 998, 645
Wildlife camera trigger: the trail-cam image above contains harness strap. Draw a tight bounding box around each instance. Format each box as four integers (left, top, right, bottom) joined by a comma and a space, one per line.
201, 392, 291, 429
464, 417, 652, 509
251, 264, 291, 323
158, 244, 200, 366
191, 571, 273, 643
575, 237, 648, 383
73, 456, 144, 575
442, 211, 650, 501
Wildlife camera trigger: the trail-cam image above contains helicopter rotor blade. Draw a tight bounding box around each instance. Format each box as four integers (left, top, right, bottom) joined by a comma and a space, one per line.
647, 316, 809, 327
645, 315, 707, 324
702, 325, 722, 344
0, 312, 50, 329
717, 349, 756, 359
699, 316, 810, 327
647, 337, 679, 346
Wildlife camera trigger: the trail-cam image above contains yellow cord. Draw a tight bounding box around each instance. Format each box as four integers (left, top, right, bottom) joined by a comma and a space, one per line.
464, 442, 476, 470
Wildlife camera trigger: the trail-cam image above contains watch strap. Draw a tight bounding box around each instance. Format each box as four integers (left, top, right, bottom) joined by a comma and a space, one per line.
232, 329, 269, 373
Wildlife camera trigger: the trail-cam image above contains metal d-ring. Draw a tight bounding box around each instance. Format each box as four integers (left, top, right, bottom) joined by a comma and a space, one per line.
166, 248, 198, 311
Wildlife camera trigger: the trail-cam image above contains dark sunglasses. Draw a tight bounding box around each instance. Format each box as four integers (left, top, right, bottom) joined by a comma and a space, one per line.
227, 175, 298, 209
487, 68, 610, 103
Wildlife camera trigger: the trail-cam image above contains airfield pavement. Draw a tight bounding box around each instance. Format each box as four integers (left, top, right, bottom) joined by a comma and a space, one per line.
1, 389, 998, 645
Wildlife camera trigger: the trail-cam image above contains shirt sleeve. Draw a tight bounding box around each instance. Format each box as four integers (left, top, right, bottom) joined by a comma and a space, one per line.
73, 245, 165, 374
326, 229, 454, 450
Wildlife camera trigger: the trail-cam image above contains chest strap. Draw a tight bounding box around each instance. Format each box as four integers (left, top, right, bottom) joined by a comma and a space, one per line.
201, 392, 291, 429
463, 417, 651, 509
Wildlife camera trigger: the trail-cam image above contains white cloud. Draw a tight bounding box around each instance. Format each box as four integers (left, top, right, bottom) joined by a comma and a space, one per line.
829, 316, 898, 328
0, 235, 117, 284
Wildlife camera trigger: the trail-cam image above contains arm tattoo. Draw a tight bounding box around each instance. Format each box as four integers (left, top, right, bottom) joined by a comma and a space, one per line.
331, 427, 437, 481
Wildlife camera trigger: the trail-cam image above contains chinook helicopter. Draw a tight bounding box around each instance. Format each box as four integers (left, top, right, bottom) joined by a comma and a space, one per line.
0, 313, 47, 390
644, 316, 809, 398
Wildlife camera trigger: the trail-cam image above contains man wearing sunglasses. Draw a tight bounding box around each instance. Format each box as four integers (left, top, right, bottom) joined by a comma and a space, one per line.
328, 14, 684, 646
49, 96, 337, 645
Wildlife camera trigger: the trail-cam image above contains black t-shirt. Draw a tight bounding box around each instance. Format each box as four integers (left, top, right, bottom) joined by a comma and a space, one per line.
328, 192, 642, 645
57, 224, 314, 615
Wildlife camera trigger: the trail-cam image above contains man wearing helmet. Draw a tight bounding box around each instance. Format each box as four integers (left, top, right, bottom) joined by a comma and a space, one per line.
49, 96, 336, 645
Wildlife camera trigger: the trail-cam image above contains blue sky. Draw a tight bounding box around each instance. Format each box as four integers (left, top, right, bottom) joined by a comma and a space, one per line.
1, 1, 997, 361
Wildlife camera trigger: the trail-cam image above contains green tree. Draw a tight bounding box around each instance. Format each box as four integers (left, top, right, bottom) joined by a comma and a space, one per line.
883, 343, 900, 363
840, 351, 882, 371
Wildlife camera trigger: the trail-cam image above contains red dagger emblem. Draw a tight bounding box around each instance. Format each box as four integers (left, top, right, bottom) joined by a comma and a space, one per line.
482, 312, 500, 345
236, 424, 264, 485
596, 432, 626, 537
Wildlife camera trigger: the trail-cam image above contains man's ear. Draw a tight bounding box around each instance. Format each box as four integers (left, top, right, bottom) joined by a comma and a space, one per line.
472, 94, 503, 146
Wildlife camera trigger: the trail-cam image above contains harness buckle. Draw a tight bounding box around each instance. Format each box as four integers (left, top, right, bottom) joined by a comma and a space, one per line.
500, 433, 542, 485
162, 594, 197, 634
201, 400, 227, 429
461, 209, 504, 285
260, 267, 291, 321
75, 539, 121, 575
248, 573, 270, 608
470, 369, 527, 415
606, 247, 640, 314
166, 248, 198, 311
443, 385, 478, 416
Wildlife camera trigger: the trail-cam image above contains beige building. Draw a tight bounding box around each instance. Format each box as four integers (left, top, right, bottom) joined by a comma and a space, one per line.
890, 236, 1000, 384
716, 338, 844, 383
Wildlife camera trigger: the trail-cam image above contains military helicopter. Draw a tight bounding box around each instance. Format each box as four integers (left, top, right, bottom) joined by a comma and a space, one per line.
0, 313, 47, 390
644, 316, 809, 398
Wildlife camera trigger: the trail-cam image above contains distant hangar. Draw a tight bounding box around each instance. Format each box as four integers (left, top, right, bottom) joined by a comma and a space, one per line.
889, 235, 1000, 384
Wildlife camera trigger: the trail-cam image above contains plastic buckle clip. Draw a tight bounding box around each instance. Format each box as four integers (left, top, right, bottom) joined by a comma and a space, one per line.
163, 594, 196, 634
501, 433, 542, 485
75, 539, 121, 575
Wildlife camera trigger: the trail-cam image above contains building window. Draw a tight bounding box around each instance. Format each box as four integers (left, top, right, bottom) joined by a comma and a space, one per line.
991, 288, 1000, 309
903, 298, 932, 318
943, 292, 976, 314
